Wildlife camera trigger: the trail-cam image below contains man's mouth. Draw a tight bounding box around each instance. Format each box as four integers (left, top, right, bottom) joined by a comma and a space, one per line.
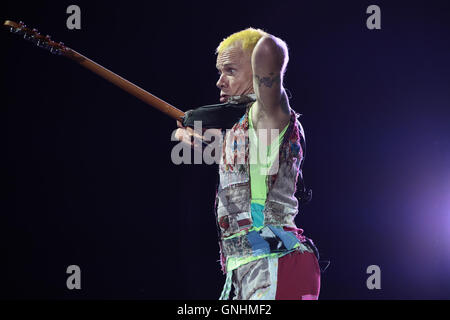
220, 95, 229, 103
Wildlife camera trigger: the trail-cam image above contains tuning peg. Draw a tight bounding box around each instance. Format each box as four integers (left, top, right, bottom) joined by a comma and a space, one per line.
11, 21, 25, 34
38, 41, 49, 50
39, 35, 52, 49
50, 46, 62, 55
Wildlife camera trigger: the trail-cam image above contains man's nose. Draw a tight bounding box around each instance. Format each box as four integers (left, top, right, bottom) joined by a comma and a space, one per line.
216, 74, 227, 89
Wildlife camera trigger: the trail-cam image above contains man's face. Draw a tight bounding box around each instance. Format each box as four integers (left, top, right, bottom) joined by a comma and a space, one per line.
216, 45, 254, 103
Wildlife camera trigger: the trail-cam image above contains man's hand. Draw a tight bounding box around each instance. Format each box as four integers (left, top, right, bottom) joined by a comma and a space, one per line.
174, 121, 222, 148
175, 120, 203, 148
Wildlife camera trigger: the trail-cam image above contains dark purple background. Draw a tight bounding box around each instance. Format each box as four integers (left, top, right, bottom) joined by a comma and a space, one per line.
2, 0, 450, 299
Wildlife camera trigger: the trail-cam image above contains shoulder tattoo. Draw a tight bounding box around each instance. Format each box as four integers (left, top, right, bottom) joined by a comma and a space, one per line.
254, 72, 281, 88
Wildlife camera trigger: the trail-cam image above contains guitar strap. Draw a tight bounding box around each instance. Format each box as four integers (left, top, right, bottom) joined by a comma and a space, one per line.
182, 94, 256, 129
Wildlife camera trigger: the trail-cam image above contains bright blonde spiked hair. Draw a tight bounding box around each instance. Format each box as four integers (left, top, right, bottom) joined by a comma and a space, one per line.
216, 28, 289, 75
216, 28, 268, 55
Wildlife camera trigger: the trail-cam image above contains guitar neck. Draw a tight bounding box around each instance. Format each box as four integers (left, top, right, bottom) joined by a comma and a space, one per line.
63, 48, 185, 121
3, 19, 184, 122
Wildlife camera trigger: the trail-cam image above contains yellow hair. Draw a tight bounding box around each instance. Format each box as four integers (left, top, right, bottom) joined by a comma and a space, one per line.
216, 28, 268, 55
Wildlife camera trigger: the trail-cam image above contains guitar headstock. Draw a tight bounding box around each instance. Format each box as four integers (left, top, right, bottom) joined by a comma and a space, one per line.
4, 20, 68, 55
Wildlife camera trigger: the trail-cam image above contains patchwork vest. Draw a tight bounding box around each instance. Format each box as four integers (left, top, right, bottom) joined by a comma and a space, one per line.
215, 103, 308, 273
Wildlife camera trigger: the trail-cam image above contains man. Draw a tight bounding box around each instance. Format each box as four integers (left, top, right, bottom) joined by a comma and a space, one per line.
175, 28, 320, 300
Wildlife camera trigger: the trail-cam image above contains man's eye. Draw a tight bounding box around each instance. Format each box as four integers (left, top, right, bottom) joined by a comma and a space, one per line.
217, 68, 235, 76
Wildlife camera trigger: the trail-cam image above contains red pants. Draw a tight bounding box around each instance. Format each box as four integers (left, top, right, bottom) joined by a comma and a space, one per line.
275, 250, 321, 300
231, 249, 321, 300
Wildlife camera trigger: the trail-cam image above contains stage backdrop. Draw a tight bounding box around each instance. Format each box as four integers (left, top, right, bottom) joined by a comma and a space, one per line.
1, 0, 450, 299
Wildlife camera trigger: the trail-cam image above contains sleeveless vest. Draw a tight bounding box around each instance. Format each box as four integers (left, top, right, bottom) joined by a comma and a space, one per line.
215, 103, 308, 273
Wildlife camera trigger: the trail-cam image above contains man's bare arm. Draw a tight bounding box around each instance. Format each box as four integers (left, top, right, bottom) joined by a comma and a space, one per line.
251, 35, 290, 130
